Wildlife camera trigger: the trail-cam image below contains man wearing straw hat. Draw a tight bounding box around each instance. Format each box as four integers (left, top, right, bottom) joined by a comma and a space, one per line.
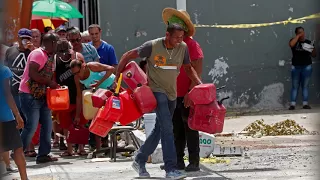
115, 7, 202, 179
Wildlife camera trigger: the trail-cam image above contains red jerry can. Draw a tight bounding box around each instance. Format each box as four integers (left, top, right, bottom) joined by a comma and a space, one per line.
122, 61, 148, 90
133, 84, 157, 113
91, 88, 113, 108
188, 84, 216, 105
118, 90, 143, 126
188, 100, 223, 134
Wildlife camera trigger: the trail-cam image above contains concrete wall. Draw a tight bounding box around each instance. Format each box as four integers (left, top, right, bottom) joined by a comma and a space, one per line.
99, 0, 320, 110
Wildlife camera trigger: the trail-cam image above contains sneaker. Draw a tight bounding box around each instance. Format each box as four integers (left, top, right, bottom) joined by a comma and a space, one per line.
303, 105, 311, 109
288, 106, 295, 110
131, 161, 150, 178
160, 162, 185, 170
166, 170, 187, 179
185, 163, 200, 172
6, 164, 18, 172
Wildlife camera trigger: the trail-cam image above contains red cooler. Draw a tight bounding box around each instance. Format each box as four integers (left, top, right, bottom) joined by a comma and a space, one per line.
122, 61, 147, 90
188, 101, 223, 134
133, 84, 157, 113
188, 84, 216, 105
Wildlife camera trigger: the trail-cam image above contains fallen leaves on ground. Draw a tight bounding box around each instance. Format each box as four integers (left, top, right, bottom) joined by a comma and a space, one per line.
242, 119, 318, 137
184, 156, 231, 164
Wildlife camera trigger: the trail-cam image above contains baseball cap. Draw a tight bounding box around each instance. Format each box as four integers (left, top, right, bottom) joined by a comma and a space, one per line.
55, 26, 67, 33
18, 28, 32, 39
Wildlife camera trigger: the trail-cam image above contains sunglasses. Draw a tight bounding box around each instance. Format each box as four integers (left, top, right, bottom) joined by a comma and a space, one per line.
69, 38, 81, 43
72, 69, 81, 75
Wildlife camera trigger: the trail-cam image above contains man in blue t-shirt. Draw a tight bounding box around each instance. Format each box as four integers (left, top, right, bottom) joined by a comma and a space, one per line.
0, 63, 28, 180
88, 24, 118, 70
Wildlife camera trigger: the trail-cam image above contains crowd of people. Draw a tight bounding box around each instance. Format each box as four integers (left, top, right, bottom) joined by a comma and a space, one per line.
0, 7, 316, 180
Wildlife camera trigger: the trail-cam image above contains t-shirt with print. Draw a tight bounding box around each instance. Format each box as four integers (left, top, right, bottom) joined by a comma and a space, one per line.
88, 41, 118, 66
19, 48, 49, 93
291, 39, 313, 66
81, 43, 100, 63
177, 37, 204, 97
137, 37, 190, 101
0, 66, 15, 122
4, 46, 31, 95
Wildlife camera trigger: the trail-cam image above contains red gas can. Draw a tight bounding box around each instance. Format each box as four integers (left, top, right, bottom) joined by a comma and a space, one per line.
188, 101, 223, 134
217, 103, 227, 133
91, 88, 113, 108
66, 125, 90, 144
122, 61, 148, 90
133, 84, 157, 114
118, 90, 143, 126
89, 108, 114, 137
47, 86, 70, 110
103, 73, 124, 122
31, 124, 41, 145
188, 84, 216, 105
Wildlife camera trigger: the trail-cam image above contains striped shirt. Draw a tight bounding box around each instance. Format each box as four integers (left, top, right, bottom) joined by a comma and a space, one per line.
81, 43, 100, 63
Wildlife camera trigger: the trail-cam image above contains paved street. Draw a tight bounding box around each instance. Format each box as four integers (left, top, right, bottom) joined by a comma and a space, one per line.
2, 109, 320, 180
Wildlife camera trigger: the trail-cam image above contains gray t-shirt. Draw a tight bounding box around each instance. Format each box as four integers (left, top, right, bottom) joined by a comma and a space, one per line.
5, 46, 31, 95
136, 37, 190, 100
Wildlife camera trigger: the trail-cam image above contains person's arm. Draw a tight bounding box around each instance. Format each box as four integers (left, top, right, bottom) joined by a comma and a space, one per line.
74, 75, 82, 123
189, 58, 203, 89
3, 68, 23, 129
182, 48, 202, 86
76, 52, 85, 63
289, 33, 302, 48
115, 41, 152, 80
88, 62, 115, 88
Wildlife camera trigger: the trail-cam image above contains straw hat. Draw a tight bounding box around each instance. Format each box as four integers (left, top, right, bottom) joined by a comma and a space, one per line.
162, 8, 195, 37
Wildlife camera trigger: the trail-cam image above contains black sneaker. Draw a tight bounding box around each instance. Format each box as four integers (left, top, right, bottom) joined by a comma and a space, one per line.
289, 106, 295, 110
185, 163, 200, 172
303, 105, 311, 109
160, 162, 185, 170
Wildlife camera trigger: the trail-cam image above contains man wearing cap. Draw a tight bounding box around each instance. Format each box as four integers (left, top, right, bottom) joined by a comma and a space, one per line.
55, 26, 67, 39
115, 8, 202, 179
4, 28, 34, 129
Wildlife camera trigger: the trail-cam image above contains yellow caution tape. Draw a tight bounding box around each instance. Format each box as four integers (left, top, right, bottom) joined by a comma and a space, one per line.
195, 13, 320, 29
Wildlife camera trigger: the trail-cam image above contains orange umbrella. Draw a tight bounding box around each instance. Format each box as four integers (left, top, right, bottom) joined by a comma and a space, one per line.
30, 15, 68, 33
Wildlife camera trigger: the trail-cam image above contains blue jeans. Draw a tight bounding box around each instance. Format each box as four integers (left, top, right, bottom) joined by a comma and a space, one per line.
20, 93, 53, 158
290, 65, 312, 105
135, 92, 177, 172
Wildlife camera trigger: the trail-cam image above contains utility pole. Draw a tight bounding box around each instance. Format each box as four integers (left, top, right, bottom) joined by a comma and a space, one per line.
20, 0, 34, 29
3, 0, 20, 45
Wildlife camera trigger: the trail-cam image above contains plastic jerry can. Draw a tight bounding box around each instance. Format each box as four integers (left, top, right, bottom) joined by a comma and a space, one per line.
122, 61, 148, 90
103, 73, 124, 122
188, 101, 222, 134
118, 90, 143, 126
82, 89, 99, 120
188, 84, 216, 105
133, 84, 157, 114
89, 107, 114, 137
217, 103, 227, 133
47, 86, 70, 111
91, 88, 113, 108
66, 125, 90, 144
